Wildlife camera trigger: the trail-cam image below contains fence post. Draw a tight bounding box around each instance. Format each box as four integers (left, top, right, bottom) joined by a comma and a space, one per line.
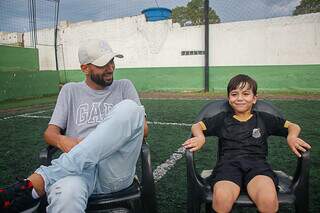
204, 0, 210, 92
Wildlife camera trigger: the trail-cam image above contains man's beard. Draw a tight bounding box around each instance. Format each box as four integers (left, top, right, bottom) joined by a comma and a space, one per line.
90, 73, 113, 87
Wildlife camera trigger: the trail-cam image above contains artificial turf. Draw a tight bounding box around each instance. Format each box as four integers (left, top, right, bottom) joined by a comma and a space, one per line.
0, 98, 319, 212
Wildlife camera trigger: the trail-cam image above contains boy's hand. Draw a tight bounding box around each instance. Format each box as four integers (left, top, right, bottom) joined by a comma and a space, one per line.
287, 136, 311, 157
182, 136, 205, 152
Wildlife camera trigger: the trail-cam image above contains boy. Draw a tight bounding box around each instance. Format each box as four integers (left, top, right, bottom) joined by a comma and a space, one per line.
183, 74, 311, 213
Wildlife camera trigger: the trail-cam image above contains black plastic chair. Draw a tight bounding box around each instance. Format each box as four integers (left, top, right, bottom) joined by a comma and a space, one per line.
38, 139, 157, 213
186, 100, 310, 213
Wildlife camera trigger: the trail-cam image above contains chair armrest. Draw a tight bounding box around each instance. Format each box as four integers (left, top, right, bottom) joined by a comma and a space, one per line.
140, 139, 157, 213
186, 149, 207, 192
39, 145, 59, 166
291, 150, 310, 188
290, 149, 310, 193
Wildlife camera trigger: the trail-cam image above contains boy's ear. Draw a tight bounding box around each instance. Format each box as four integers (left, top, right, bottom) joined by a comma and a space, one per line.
253, 95, 258, 104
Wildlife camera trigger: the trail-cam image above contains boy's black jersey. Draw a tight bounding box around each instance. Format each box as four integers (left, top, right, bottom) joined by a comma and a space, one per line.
200, 111, 289, 160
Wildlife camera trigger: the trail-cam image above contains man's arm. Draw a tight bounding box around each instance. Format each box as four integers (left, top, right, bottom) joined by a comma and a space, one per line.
286, 121, 311, 157
44, 124, 80, 153
122, 80, 148, 139
182, 122, 206, 152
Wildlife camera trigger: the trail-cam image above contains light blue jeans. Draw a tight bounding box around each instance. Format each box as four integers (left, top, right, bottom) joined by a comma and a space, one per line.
35, 100, 145, 213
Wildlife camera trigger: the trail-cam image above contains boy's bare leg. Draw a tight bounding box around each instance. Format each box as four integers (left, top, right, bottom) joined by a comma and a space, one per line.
212, 180, 240, 213
28, 173, 46, 197
247, 175, 278, 213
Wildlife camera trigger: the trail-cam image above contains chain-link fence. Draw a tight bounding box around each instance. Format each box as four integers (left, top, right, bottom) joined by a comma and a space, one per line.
1, 0, 319, 92
55, 0, 193, 75
1, 0, 34, 47
0, 0, 58, 48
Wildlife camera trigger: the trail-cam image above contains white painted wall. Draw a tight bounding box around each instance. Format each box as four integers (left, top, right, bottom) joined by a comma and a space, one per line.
211, 13, 320, 66
0, 32, 23, 45
23, 28, 56, 70
31, 12, 320, 70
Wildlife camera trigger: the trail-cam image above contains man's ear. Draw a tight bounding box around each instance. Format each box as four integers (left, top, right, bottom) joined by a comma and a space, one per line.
81, 64, 89, 74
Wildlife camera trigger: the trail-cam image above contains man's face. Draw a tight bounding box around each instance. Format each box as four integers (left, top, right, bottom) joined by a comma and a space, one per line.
228, 83, 257, 115
88, 58, 115, 87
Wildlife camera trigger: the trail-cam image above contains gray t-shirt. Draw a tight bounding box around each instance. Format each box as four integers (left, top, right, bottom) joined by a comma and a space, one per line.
49, 79, 141, 140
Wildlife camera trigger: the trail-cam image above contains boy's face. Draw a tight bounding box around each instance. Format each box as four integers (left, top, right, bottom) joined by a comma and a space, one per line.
228, 83, 257, 115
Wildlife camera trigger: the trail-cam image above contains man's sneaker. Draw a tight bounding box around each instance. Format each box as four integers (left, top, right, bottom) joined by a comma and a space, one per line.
0, 178, 39, 213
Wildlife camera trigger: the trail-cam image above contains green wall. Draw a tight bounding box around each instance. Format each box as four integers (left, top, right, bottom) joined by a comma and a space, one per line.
1, 64, 318, 102
0, 45, 39, 72
0, 71, 59, 102
60, 64, 320, 93
0, 45, 60, 102
208, 65, 320, 92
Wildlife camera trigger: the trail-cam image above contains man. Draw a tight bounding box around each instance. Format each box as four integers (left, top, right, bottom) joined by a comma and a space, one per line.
0, 39, 148, 212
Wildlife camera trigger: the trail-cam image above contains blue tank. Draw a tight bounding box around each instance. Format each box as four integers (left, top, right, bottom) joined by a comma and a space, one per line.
141, 7, 172, 22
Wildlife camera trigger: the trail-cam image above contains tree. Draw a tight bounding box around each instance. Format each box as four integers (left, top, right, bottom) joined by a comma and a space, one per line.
172, 0, 220, 26
293, 0, 320, 15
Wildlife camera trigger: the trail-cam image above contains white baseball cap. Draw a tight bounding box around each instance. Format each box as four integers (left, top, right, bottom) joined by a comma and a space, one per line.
78, 39, 123, 66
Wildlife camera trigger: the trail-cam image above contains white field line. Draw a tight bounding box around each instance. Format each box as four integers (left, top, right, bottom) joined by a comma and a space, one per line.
147, 121, 191, 127
1, 114, 193, 127
19, 115, 51, 119
0, 110, 51, 121
1, 110, 191, 183
141, 97, 212, 100
148, 121, 191, 182
153, 146, 186, 182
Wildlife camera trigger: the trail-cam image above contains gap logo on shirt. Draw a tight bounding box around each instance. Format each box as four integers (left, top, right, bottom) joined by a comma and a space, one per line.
76, 102, 114, 126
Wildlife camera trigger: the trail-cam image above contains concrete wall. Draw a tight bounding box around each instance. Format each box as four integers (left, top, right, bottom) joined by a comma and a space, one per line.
23, 28, 56, 70
0, 45, 39, 72
0, 71, 59, 102
0, 45, 58, 102
53, 17, 205, 69
212, 14, 320, 66
58, 64, 320, 92
0, 32, 23, 45
32, 13, 319, 70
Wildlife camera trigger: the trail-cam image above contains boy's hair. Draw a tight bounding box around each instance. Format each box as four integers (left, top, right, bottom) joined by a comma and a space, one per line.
227, 74, 257, 96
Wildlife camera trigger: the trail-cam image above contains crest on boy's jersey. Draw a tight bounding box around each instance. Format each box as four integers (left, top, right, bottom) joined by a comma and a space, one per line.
252, 128, 261, 138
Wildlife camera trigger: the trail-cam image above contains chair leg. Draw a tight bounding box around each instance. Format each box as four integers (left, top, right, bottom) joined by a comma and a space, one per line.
295, 201, 309, 213
187, 199, 201, 213
206, 203, 214, 213
132, 199, 143, 213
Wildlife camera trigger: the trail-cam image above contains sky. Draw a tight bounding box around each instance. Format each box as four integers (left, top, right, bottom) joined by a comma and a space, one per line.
0, 0, 301, 32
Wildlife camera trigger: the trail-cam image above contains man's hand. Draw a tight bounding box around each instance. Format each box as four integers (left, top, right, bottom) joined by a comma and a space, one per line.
182, 136, 205, 152
57, 135, 80, 153
44, 124, 81, 153
287, 136, 311, 157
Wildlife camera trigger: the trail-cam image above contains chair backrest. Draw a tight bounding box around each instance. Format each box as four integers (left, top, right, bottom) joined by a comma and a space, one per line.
194, 99, 284, 160
195, 99, 284, 122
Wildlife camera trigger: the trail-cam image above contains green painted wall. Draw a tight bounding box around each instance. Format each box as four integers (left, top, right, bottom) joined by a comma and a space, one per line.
59, 64, 320, 93
59, 70, 85, 84
0, 71, 59, 102
1, 64, 318, 102
0, 45, 39, 72
208, 65, 320, 92
0, 45, 60, 102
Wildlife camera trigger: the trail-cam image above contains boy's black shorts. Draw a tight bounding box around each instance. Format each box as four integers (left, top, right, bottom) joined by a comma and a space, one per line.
206, 158, 279, 190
